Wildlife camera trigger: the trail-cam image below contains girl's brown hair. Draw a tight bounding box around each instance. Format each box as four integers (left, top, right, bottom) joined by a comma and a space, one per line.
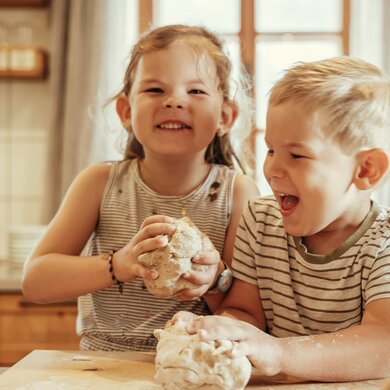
115, 24, 254, 173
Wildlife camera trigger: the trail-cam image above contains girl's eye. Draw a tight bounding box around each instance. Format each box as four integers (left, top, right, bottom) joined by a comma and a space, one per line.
266, 148, 274, 156
189, 89, 206, 95
145, 88, 163, 93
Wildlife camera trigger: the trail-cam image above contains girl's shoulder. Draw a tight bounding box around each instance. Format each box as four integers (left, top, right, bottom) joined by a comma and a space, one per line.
76, 162, 112, 185
69, 162, 115, 204
232, 173, 260, 205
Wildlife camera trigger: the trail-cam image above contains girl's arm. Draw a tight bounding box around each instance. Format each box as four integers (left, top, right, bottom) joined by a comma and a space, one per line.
189, 297, 390, 382
22, 164, 174, 303
179, 174, 259, 311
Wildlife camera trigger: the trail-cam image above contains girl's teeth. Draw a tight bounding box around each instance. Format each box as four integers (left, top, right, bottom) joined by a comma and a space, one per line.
159, 123, 186, 129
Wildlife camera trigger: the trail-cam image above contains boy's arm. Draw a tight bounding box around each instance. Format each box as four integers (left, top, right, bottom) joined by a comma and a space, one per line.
191, 297, 390, 382
215, 278, 267, 329
270, 298, 390, 382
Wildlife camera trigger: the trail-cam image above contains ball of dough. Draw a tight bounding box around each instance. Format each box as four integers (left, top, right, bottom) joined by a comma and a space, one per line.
138, 217, 213, 297
153, 321, 252, 390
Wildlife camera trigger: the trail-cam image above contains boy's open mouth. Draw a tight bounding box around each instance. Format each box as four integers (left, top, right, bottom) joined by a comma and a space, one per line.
280, 193, 299, 215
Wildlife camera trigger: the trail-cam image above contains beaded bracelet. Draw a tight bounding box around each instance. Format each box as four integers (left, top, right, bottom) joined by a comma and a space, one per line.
104, 250, 124, 294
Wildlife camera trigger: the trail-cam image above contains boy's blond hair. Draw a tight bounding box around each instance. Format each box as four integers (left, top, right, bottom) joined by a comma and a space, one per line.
269, 56, 390, 154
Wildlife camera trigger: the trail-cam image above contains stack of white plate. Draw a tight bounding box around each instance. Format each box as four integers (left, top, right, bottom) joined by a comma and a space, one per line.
8, 225, 47, 269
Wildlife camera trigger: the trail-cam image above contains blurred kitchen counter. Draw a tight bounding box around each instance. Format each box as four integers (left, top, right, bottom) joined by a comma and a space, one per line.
0, 262, 80, 366
0, 262, 22, 292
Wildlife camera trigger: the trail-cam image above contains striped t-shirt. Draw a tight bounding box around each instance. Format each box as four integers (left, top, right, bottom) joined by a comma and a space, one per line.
232, 196, 390, 337
77, 159, 237, 351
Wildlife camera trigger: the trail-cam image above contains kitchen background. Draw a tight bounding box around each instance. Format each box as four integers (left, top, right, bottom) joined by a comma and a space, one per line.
0, 0, 389, 365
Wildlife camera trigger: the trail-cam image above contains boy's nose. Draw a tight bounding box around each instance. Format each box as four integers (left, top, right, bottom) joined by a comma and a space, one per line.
264, 156, 285, 179
163, 96, 184, 109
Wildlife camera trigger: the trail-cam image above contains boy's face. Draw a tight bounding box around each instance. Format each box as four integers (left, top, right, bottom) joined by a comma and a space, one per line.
125, 40, 231, 160
264, 101, 366, 238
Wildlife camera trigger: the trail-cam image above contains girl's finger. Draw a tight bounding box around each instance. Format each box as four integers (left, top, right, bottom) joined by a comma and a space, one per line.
182, 270, 212, 286
133, 235, 169, 257
133, 222, 176, 245
140, 215, 175, 228
134, 264, 158, 279
192, 251, 220, 265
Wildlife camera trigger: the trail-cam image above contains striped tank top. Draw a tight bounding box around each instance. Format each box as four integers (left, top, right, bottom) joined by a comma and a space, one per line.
233, 196, 390, 337
77, 159, 237, 351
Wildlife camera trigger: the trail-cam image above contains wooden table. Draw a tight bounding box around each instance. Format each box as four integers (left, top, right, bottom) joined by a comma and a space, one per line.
0, 350, 387, 389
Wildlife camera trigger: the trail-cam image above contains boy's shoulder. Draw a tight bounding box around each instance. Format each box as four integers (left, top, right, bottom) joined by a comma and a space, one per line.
371, 202, 390, 238
248, 195, 280, 213
246, 195, 284, 225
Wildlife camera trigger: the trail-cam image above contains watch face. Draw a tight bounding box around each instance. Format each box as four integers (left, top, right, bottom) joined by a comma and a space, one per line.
217, 268, 233, 292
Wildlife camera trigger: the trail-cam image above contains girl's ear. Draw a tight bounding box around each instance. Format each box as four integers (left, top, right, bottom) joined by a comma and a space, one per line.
116, 94, 131, 127
218, 101, 239, 136
354, 148, 389, 190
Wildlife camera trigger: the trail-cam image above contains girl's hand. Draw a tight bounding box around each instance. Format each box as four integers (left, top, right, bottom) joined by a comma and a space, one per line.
188, 315, 283, 376
175, 249, 221, 300
112, 215, 176, 282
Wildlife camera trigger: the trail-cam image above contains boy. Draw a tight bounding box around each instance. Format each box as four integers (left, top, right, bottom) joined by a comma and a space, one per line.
177, 57, 390, 382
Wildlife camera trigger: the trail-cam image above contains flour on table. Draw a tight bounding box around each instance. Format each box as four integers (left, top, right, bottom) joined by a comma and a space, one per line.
153, 321, 252, 390
138, 217, 213, 297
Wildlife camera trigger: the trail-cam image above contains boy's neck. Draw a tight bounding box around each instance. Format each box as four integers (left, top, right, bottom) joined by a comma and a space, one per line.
301, 200, 372, 256
138, 158, 212, 196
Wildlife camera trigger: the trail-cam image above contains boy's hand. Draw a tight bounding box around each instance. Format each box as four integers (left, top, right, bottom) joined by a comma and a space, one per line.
165, 310, 199, 328
188, 315, 283, 376
113, 215, 176, 282
175, 249, 221, 300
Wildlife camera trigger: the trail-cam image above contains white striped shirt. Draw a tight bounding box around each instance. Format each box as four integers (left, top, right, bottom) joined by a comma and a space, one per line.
232, 196, 390, 337
77, 159, 237, 351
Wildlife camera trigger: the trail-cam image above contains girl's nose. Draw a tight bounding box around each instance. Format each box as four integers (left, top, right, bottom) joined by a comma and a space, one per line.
163, 96, 184, 109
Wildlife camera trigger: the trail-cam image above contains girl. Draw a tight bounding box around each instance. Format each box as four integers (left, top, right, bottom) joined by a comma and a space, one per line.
22, 24, 259, 352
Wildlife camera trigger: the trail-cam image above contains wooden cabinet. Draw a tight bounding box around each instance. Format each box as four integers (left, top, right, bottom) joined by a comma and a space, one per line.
0, 293, 80, 366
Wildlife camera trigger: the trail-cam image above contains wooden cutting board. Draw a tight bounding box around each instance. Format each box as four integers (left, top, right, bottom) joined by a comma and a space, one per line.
0, 350, 386, 389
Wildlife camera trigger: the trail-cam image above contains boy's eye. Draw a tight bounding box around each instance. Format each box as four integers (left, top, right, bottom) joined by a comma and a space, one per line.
266, 148, 274, 155
291, 153, 304, 159
145, 87, 163, 93
189, 89, 206, 95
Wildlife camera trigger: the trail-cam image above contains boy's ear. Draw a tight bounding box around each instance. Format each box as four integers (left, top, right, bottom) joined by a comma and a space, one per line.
116, 94, 131, 127
218, 101, 239, 136
354, 148, 389, 190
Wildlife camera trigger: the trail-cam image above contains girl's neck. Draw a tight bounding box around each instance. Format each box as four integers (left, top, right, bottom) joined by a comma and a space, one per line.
138, 157, 212, 196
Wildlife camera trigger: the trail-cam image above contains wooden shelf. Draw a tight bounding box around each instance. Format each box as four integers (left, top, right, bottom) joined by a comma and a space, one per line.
0, 47, 47, 79
0, 0, 48, 7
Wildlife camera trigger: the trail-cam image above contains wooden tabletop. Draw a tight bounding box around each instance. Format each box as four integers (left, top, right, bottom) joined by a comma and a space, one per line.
0, 350, 387, 389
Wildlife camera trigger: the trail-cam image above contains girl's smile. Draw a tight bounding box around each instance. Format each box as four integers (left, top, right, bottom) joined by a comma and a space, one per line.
124, 41, 230, 161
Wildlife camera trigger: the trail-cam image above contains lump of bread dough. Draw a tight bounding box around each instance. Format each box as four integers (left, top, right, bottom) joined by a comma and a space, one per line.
138, 217, 213, 297
153, 321, 252, 390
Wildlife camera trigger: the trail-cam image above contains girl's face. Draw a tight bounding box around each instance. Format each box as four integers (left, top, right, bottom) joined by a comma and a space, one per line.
264, 101, 365, 238
123, 41, 233, 161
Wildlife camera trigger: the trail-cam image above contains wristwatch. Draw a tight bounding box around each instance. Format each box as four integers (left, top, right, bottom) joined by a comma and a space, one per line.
207, 261, 233, 294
